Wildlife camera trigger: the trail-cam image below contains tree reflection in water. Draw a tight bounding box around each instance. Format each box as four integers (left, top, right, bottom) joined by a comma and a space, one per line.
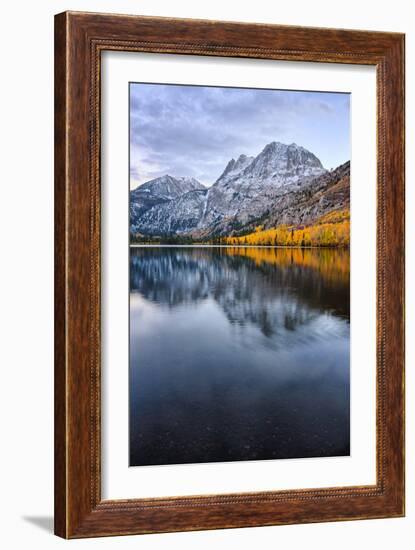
129, 246, 350, 467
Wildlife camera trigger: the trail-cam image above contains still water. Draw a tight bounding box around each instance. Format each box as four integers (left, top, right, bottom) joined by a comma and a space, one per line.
129, 246, 350, 466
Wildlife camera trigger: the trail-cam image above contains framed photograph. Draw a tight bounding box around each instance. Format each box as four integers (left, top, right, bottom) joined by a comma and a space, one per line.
54, 11, 405, 538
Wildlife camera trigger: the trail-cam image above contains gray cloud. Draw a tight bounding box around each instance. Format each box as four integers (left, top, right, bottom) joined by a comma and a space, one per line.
130, 83, 349, 188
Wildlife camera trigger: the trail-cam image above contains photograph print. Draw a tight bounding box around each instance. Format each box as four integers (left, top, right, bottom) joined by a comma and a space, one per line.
129, 83, 350, 467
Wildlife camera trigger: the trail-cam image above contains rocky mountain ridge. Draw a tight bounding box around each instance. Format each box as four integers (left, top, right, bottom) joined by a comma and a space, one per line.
130, 142, 349, 239
130, 174, 204, 222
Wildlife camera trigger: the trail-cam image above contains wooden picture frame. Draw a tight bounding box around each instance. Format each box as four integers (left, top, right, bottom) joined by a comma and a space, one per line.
54, 11, 405, 538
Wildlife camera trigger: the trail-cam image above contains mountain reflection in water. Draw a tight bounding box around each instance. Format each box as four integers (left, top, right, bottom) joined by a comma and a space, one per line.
130, 246, 350, 466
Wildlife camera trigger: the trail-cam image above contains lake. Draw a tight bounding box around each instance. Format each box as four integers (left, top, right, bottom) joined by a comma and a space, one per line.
129, 246, 350, 467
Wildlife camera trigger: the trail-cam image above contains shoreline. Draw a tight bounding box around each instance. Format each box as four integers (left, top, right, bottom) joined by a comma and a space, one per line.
130, 243, 349, 249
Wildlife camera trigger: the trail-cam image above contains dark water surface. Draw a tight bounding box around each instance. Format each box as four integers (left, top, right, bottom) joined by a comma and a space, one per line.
129, 246, 350, 466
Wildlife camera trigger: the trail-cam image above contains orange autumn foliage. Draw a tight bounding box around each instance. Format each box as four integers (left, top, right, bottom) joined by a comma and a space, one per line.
224, 209, 350, 248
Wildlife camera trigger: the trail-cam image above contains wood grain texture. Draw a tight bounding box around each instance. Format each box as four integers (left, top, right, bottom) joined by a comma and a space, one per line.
54, 11, 68, 539
54, 11, 405, 538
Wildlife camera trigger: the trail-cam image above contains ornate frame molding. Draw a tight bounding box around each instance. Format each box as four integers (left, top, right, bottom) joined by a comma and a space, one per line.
55, 11, 405, 538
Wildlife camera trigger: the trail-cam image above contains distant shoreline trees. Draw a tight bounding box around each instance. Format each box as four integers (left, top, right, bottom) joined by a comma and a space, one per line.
130, 209, 350, 248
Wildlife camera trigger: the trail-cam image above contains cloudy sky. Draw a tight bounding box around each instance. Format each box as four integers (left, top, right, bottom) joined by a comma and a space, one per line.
130, 83, 350, 189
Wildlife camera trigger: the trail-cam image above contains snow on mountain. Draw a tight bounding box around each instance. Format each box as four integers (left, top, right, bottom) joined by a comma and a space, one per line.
130, 142, 330, 237
244, 142, 324, 184
216, 154, 255, 185
132, 174, 203, 202
233, 161, 350, 237
133, 188, 208, 235
199, 142, 326, 232
130, 175, 204, 230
